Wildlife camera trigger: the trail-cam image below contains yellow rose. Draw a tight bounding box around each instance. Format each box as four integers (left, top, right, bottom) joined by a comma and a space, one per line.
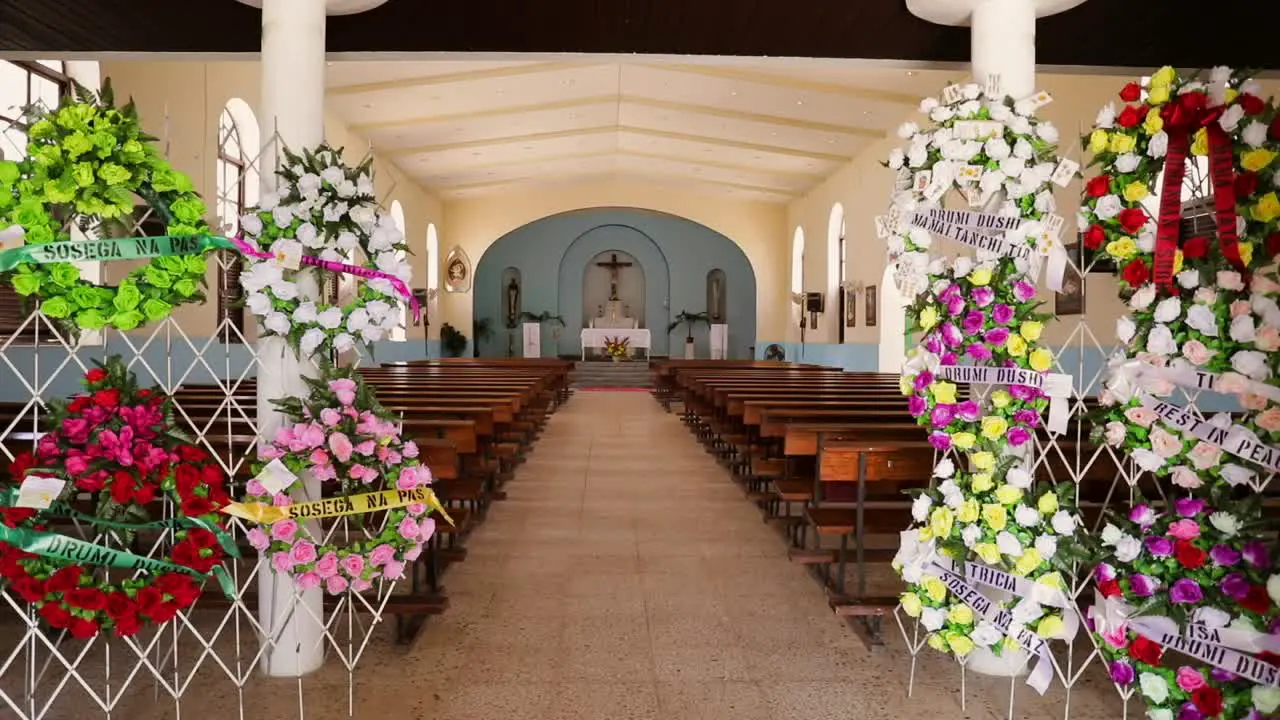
981, 503, 1007, 531
994, 484, 1023, 506
1240, 242, 1254, 266
918, 525, 935, 541
1225, 88, 1239, 105
928, 633, 947, 652
948, 604, 974, 626
982, 416, 1009, 440
970, 451, 995, 472
1242, 149, 1278, 173
931, 381, 957, 404
899, 375, 913, 396
1122, 181, 1149, 203
1088, 129, 1109, 154
1037, 491, 1059, 515
1253, 193, 1280, 223
1172, 249, 1184, 274
1036, 572, 1065, 591
952, 432, 976, 450
968, 267, 993, 286
1029, 348, 1053, 372
1036, 614, 1065, 639
1002, 636, 1021, 652
957, 498, 980, 523
922, 576, 948, 603
990, 390, 1011, 409
1019, 321, 1044, 342
1191, 127, 1209, 156
900, 592, 923, 617
974, 543, 1002, 565
1109, 133, 1137, 154
947, 632, 975, 656
1147, 84, 1170, 105
1014, 547, 1043, 576
1150, 66, 1176, 87
1006, 334, 1027, 357
929, 506, 954, 539
919, 305, 940, 331
970, 473, 994, 492
1142, 110, 1163, 135
1105, 237, 1138, 260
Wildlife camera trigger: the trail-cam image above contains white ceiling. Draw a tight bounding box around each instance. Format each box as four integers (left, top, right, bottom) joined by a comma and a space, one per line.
323, 59, 955, 203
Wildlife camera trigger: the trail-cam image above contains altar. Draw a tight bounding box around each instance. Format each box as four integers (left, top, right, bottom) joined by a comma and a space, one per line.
580, 328, 651, 360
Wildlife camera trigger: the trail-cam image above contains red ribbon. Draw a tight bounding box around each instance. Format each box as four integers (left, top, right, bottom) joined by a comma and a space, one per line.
1151, 93, 1247, 292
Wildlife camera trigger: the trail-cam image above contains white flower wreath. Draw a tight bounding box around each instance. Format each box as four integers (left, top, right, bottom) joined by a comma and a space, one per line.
237, 144, 412, 357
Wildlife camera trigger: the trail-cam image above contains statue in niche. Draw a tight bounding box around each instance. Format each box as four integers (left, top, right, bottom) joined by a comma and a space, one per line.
710, 275, 723, 321
505, 277, 520, 328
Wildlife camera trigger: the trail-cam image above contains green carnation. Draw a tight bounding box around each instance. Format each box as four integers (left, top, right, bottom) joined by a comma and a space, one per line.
75, 309, 107, 331
71, 162, 95, 188
24, 224, 55, 245
13, 200, 51, 231
42, 177, 76, 204
90, 132, 117, 158
172, 278, 198, 297
0, 161, 18, 185
27, 119, 55, 140
169, 196, 205, 225
155, 255, 184, 273
120, 139, 145, 163
141, 298, 172, 322
68, 285, 105, 309
39, 296, 71, 318
11, 273, 41, 296
182, 255, 207, 275
62, 132, 92, 159
113, 281, 142, 311
143, 265, 172, 289
48, 264, 80, 288
97, 163, 132, 187
33, 144, 63, 168
108, 310, 144, 331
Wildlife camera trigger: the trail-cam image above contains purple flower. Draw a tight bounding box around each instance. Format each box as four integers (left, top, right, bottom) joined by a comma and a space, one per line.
992, 303, 1015, 324
924, 333, 943, 354
966, 343, 993, 361
1109, 660, 1135, 686
913, 370, 935, 391
1242, 540, 1270, 568
1175, 497, 1207, 517
1129, 574, 1158, 597
1129, 504, 1156, 528
1177, 705, 1204, 720
1209, 545, 1241, 566
946, 295, 967, 316
1094, 563, 1116, 582
1169, 578, 1204, 604
1144, 536, 1174, 557
908, 395, 928, 417
939, 284, 962, 303
955, 400, 981, 422
1221, 573, 1250, 600
971, 286, 995, 307
940, 352, 958, 365
1007, 427, 1032, 446
1013, 281, 1036, 302
1270, 616, 1280, 635
962, 310, 986, 334
928, 431, 952, 451
984, 327, 1010, 345
931, 404, 956, 428
1013, 409, 1040, 426
1008, 384, 1034, 401
941, 323, 963, 347
1209, 667, 1237, 683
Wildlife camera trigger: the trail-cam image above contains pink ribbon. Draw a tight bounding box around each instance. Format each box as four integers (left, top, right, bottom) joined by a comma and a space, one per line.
230, 236, 421, 324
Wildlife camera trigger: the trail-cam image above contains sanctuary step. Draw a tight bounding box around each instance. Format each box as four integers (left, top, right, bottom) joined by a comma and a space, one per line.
569, 360, 654, 389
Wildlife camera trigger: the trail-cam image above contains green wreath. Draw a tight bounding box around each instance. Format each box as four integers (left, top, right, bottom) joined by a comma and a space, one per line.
0, 80, 216, 333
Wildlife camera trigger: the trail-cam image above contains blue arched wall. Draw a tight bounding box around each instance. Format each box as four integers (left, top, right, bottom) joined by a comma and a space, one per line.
473, 207, 757, 358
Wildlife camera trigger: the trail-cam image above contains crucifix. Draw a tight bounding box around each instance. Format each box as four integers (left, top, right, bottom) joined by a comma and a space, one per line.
596, 252, 633, 301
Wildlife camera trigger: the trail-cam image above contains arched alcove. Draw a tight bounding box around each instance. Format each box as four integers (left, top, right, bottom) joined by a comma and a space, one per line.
878, 263, 908, 372
706, 268, 727, 323
214, 97, 261, 342
583, 250, 645, 327
473, 208, 756, 359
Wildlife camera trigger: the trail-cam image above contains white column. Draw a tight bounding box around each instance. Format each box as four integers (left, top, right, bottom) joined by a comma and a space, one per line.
255, 0, 326, 678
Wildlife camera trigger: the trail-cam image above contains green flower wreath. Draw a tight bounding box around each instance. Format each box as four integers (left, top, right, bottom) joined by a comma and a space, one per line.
0, 80, 211, 333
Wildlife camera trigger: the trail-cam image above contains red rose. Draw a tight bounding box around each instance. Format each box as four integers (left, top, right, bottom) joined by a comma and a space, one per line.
113, 613, 142, 637
1239, 93, 1265, 116
92, 388, 120, 409
1096, 578, 1122, 598
174, 465, 200, 495
1236, 171, 1260, 200
109, 472, 137, 505
1129, 636, 1164, 666
135, 586, 164, 617
200, 464, 224, 490
1241, 584, 1272, 614
1175, 540, 1206, 569
186, 528, 218, 550
1192, 687, 1224, 716
177, 445, 208, 463
65, 587, 107, 611
1267, 232, 1280, 259
1085, 175, 1111, 198
105, 591, 135, 620
1122, 258, 1150, 287
1119, 82, 1142, 102
1116, 105, 1144, 129
1270, 116, 1280, 142
0, 507, 36, 529
85, 368, 108, 385
136, 388, 151, 399
156, 573, 202, 606
1182, 236, 1210, 259
181, 496, 213, 518
45, 565, 83, 594
131, 482, 157, 505
11, 576, 45, 603
149, 602, 180, 624
68, 617, 99, 639
8, 451, 35, 481
38, 602, 71, 629
77, 471, 107, 493
1083, 224, 1106, 250
171, 541, 199, 569
1117, 208, 1147, 234
67, 396, 91, 414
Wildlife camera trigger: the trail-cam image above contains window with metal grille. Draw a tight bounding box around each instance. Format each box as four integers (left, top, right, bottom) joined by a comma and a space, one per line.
215, 107, 247, 339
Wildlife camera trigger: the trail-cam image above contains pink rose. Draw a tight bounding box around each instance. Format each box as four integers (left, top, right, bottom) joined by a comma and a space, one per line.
325, 575, 348, 595
1100, 624, 1128, 649
258, 445, 284, 460
246, 527, 270, 551
402, 441, 419, 459
350, 578, 373, 593
1135, 352, 1168, 368
309, 448, 331, 467
291, 540, 318, 565
404, 546, 423, 562
274, 426, 296, 446
1252, 274, 1280, 293
353, 440, 376, 456
1181, 340, 1215, 366
1257, 408, 1280, 433
328, 378, 357, 395
272, 551, 295, 573
397, 467, 420, 491
1217, 271, 1245, 291
313, 465, 337, 482
1170, 465, 1203, 489
1187, 441, 1223, 471
314, 552, 340, 579
341, 554, 365, 578
1167, 519, 1201, 540
1256, 325, 1280, 352
1124, 407, 1158, 427
418, 518, 436, 542
1175, 666, 1206, 692
397, 517, 419, 540
1242, 393, 1270, 411
328, 432, 354, 463
271, 519, 299, 542
416, 464, 434, 485
407, 503, 426, 515
245, 479, 268, 496
368, 544, 396, 567
320, 408, 342, 427
296, 572, 322, 590
273, 493, 293, 507
1103, 421, 1127, 447
1149, 427, 1184, 459
378, 446, 402, 465
1230, 299, 1252, 317
382, 560, 406, 580
296, 423, 326, 450
65, 454, 89, 476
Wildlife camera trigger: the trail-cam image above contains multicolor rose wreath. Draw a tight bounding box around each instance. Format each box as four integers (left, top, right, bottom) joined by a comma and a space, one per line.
242, 366, 441, 595
237, 144, 412, 357
0, 358, 234, 638
0, 80, 215, 333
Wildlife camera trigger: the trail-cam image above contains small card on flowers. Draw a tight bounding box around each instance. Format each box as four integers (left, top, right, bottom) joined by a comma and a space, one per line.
1050, 158, 1080, 187
254, 458, 297, 496
941, 84, 965, 105
984, 73, 1003, 99
16, 475, 65, 509
952, 120, 1004, 141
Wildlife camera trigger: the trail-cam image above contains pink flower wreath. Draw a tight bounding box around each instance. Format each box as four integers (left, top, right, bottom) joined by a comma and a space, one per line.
242, 368, 439, 594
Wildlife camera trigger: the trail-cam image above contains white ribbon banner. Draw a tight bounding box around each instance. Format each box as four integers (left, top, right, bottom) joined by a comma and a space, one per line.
1091, 593, 1280, 687
936, 365, 1074, 434
1114, 360, 1280, 407
1141, 395, 1280, 473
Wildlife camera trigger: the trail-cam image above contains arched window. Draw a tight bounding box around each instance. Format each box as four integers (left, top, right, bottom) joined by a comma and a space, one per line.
790, 227, 805, 295
426, 223, 440, 291
214, 99, 260, 341
389, 200, 407, 341
827, 204, 845, 343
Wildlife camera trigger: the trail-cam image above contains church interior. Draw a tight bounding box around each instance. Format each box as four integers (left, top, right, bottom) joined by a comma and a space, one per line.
0, 1, 1276, 719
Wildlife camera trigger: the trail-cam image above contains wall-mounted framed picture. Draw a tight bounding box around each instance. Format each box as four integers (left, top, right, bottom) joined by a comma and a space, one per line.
865, 285, 878, 327
844, 288, 856, 328
1055, 243, 1086, 316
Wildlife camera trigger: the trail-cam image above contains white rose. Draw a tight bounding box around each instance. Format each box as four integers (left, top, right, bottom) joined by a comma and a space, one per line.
920, 607, 947, 632
929, 106, 955, 123
319, 249, 343, 263
1129, 284, 1156, 310
1100, 523, 1123, 546
1186, 305, 1220, 336
1218, 103, 1245, 132
953, 256, 974, 278
1194, 287, 1218, 305
333, 332, 356, 352
1114, 153, 1141, 173
335, 179, 357, 198
349, 205, 378, 232
1219, 464, 1256, 488
996, 531, 1023, 557
1253, 686, 1280, 715
292, 301, 319, 324
1094, 195, 1123, 220
257, 191, 280, 211
1005, 467, 1031, 489
919, 97, 939, 113
336, 231, 359, 251
1243, 120, 1269, 148
316, 307, 344, 330
1209, 511, 1240, 537
1009, 116, 1033, 135
1014, 505, 1040, 528
299, 327, 327, 356
987, 102, 1011, 122
897, 122, 919, 139
240, 213, 263, 236
1170, 465, 1203, 489
1229, 315, 1256, 343
356, 173, 375, 197
1176, 270, 1200, 289
957, 100, 982, 118
295, 222, 321, 249
1137, 228, 1156, 253
347, 307, 371, 332
320, 166, 345, 186
1116, 315, 1136, 343
271, 205, 295, 229
1035, 122, 1059, 143
907, 145, 928, 168
887, 148, 905, 169
1104, 421, 1127, 447
970, 621, 1002, 647
933, 458, 955, 478
1012, 138, 1033, 159
961, 83, 981, 100
263, 311, 291, 335
1095, 102, 1116, 129
296, 173, 322, 198
1114, 535, 1142, 563
1147, 131, 1169, 159
908, 227, 933, 249
1152, 297, 1181, 323
1231, 350, 1269, 380
273, 281, 299, 301
961, 524, 982, 548
361, 325, 384, 343
1146, 325, 1176, 355
245, 292, 272, 315
1140, 673, 1170, 705
1217, 270, 1245, 291
1131, 448, 1166, 472
911, 494, 932, 522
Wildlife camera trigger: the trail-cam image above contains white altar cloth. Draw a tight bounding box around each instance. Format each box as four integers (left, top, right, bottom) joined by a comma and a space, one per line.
580, 328, 651, 360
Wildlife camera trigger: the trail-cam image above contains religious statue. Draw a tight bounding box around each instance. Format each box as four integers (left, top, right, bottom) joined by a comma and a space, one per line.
596, 252, 633, 301
505, 277, 520, 327
710, 275, 723, 321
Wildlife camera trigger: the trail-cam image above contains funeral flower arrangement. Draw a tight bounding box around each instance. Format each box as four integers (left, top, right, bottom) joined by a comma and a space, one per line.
0, 80, 214, 333
603, 335, 630, 360
0, 358, 234, 638
238, 144, 412, 357
243, 366, 441, 595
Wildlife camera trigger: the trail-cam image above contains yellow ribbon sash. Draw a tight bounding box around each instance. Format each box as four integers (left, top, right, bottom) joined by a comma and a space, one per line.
220, 487, 453, 526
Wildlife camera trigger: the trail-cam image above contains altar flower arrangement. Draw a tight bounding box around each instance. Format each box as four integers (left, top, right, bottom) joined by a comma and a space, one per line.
244, 365, 443, 594
603, 335, 630, 361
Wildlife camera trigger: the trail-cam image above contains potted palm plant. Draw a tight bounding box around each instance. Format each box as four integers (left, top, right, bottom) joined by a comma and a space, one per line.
471, 317, 493, 357
667, 310, 710, 360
